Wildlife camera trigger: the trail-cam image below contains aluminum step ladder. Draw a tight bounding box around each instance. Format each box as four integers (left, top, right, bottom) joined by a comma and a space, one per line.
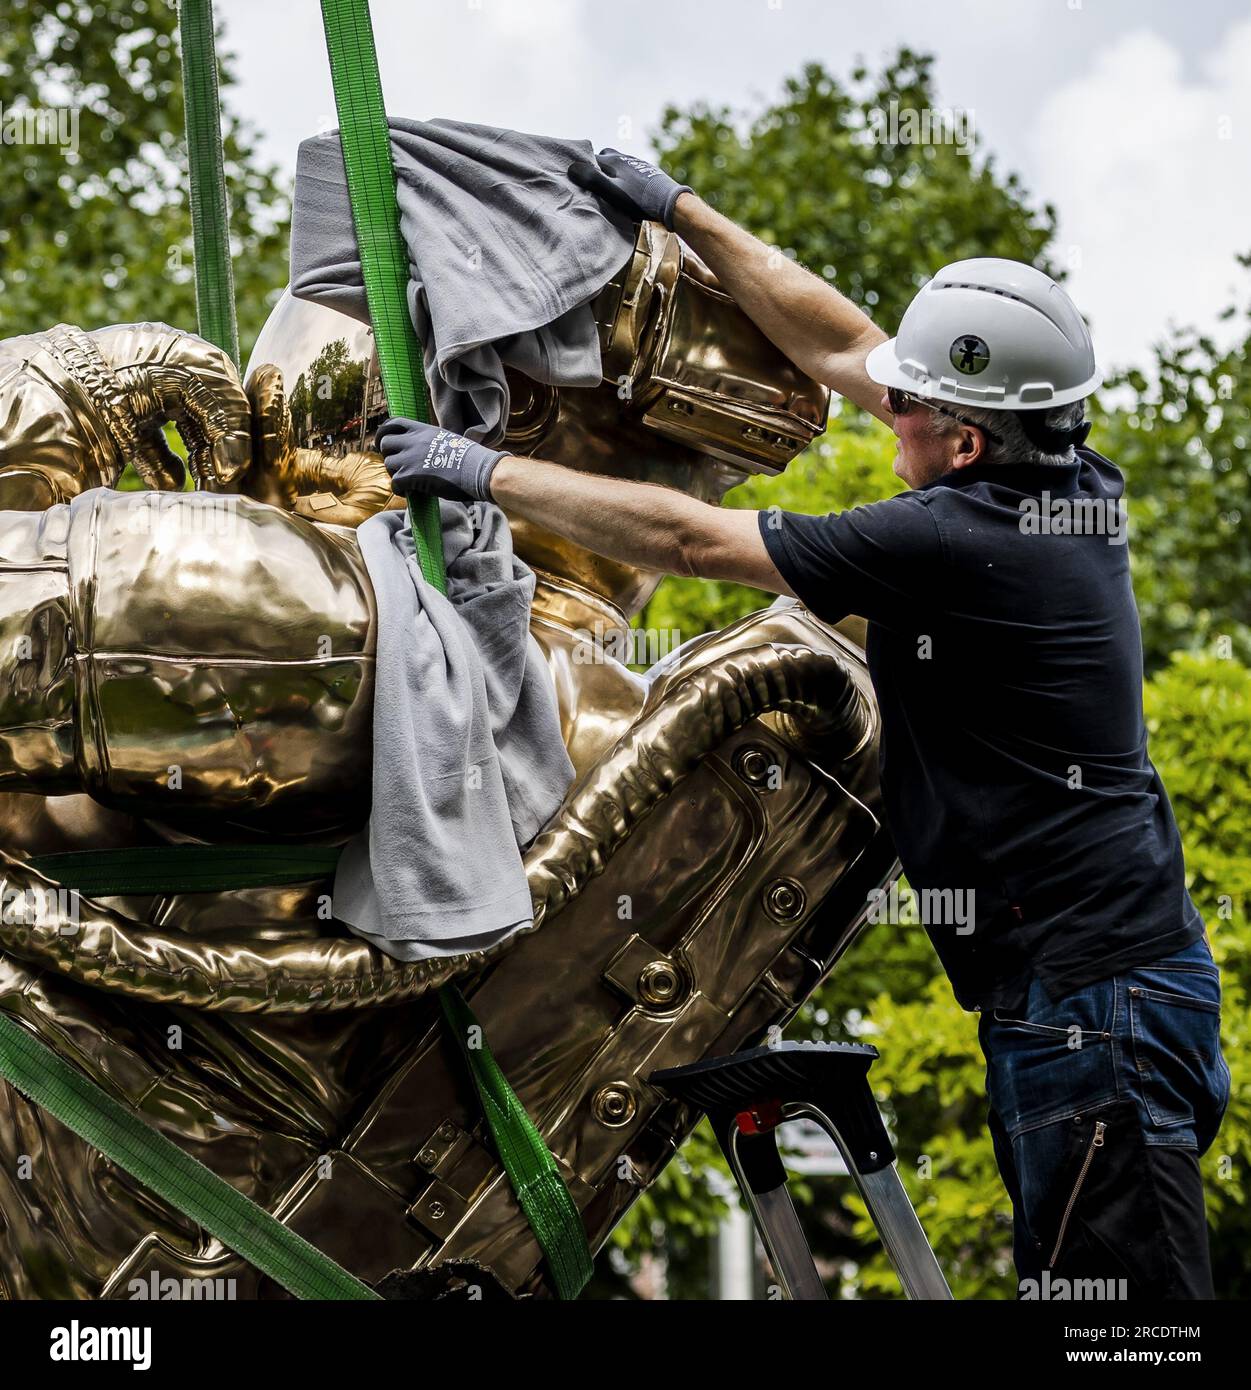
651, 1041, 952, 1300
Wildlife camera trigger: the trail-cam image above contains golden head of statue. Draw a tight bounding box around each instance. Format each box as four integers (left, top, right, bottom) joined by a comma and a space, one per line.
243, 221, 830, 621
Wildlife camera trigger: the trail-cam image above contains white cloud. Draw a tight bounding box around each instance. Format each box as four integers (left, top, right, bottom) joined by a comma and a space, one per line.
1029, 21, 1251, 373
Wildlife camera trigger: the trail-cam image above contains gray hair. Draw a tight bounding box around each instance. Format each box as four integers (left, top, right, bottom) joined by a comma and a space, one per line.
923, 399, 1087, 467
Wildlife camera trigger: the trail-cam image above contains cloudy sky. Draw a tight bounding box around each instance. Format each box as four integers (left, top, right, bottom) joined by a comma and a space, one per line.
216, 0, 1251, 374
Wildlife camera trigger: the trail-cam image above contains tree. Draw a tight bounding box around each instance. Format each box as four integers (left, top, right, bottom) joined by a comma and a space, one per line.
1095, 285, 1251, 672
655, 52, 1057, 332
0, 1, 289, 359
302, 339, 366, 438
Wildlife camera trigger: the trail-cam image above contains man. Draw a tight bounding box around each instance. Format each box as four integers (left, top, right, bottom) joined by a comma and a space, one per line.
377, 151, 1230, 1298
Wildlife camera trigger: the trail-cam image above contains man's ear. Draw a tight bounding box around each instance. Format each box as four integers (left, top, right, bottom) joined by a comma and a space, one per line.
949, 425, 988, 470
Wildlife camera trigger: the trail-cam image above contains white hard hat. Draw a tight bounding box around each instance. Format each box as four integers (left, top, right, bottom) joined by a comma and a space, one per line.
865, 258, 1102, 411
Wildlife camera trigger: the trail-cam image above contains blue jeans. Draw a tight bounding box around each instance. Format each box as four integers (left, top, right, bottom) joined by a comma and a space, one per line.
978, 937, 1231, 1298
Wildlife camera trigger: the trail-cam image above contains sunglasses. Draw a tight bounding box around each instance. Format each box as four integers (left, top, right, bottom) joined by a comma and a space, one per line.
887, 386, 1002, 445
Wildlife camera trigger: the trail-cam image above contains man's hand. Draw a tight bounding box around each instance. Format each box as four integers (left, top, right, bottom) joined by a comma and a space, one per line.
568, 148, 692, 230
376, 418, 508, 504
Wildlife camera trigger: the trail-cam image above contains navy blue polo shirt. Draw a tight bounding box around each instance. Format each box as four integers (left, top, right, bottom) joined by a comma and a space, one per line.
759, 447, 1202, 1012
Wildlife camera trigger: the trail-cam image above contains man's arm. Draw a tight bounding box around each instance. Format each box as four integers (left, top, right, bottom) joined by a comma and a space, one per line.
376, 421, 794, 594
672, 193, 890, 425
568, 151, 889, 422
490, 455, 794, 596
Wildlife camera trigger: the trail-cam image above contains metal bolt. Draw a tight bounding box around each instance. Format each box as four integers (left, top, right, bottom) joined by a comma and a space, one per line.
763, 878, 806, 921
418, 1147, 438, 1167
592, 1083, 637, 1128
427, 1201, 446, 1221
638, 959, 682, 1007
734, 745, 774, 788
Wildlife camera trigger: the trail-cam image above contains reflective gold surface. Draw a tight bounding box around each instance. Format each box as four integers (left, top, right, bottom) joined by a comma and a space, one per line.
0, 322, 251, 506
2, 490, 376, 835
0, 602, 889, 1299
243, 222, 830, 616
0, 233, 890, 1301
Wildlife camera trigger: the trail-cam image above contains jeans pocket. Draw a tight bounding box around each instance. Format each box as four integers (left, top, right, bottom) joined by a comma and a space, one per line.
1129, 982, 1224, 1133
984, 981, 1118, 1139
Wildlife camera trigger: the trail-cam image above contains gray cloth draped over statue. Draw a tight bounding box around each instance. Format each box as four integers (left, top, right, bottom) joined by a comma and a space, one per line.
332, 500, 575, 961
289, 117, 636, 443
289, 119, 632, 959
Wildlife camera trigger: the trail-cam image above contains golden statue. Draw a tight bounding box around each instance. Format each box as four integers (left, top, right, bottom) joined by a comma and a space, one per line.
0, 224, 894, 1298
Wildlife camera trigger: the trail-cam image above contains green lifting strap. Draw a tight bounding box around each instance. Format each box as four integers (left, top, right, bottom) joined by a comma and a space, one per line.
0, 1012, 380, 1300
179, 0, 240, 366
30, 844, 341, 896
318, 0, 592, 1299
439, 985, 594, 1300
319, 0, 445, 592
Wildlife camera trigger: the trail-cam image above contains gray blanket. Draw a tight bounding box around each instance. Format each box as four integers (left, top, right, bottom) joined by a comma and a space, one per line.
333, 500, 575, 960
290, 118, 636, 442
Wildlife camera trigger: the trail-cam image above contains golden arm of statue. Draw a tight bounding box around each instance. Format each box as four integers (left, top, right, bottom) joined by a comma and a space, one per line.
0, 319, 395, 527
0, 322, 253, 506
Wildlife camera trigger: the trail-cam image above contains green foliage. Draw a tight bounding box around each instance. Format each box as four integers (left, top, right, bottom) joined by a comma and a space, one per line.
1094, 294, 1251, 671
289, 339, 366, 440
1143, 653, 1251, 1294
0, 0, 289, 358
654, 52, 1058, 332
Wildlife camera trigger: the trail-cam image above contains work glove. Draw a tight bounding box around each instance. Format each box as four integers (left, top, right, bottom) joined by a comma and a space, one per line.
567, 147, 692, 230
376, 417, 508, 504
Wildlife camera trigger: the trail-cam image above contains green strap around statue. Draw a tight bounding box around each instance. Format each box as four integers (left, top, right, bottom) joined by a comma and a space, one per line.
0, 1011, 380, 1300
180, 0, 240, 366
27, 844, 342, 895
318, 0, 592, 1299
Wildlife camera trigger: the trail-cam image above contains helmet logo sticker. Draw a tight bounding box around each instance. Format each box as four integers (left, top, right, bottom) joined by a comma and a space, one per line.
950, 335, 990, 375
